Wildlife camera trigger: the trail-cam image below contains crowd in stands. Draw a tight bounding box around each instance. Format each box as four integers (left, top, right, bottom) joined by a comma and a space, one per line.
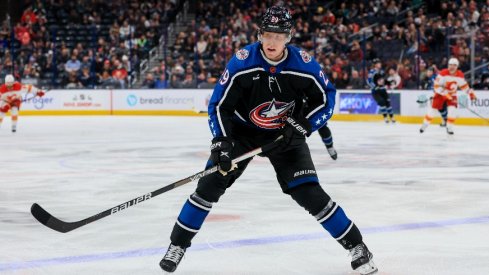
160, 0, 489, 90
0, 0, 178, 89
2, 0, 489, 90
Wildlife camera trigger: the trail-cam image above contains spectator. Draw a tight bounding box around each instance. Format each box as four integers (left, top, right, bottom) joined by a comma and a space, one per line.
99, 70, 115, 88
79, 66, 96, 88
112, 60, 128, 89
142, 73, 156, 88
348, 70, 364, 89
65, 71, 82, 89
198, 76, 217, 89
156, 73, 169, 89
65, 55, 81, 73
387, 67, 402, 89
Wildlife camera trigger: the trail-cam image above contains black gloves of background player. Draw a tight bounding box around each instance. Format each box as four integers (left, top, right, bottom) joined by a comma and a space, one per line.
280, 116, 312, 148
210, 137, 235, 174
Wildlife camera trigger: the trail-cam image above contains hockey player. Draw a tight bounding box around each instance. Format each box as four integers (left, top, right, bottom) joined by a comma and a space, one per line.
318, 123, 337, 160
367, 59, 395, 123
160, 6, 377, 275
0, 74, 45, 132
419, 58, 476, 135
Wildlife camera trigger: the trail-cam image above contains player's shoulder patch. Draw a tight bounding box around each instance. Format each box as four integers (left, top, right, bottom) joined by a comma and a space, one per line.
235, 48, 249, 60
299, 50, 312, 63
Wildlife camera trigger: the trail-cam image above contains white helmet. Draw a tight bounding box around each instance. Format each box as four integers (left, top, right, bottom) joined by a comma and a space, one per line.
5, 74, 14, 85
448, 58, 459, 67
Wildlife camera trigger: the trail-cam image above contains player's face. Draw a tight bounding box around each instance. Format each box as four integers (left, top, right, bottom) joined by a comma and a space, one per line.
261, 31, 288, 61
448, 64, 457, 74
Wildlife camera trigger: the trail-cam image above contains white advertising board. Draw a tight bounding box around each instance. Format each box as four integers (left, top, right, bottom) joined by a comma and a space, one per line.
21, 89, 111, 111
112, 89, 212, 113
400, 90, 489, 118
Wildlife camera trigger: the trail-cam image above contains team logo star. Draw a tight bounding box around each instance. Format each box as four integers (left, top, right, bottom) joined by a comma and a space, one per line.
262, 103, 282, 117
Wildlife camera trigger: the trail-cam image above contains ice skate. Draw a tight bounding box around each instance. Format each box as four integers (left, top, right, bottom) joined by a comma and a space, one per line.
446, 125, 454, 135
160, 243, 186, 273
383, 117, 389, 123
390, 117, 396, 123
350, 243, 378, 274
439, 120, 447, 127
11, 126, 16, 133
419, 123, 428, 133
326, 146, 337, 160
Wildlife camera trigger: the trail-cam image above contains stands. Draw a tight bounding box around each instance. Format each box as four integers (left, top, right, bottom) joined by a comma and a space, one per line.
1, 0, 488, 90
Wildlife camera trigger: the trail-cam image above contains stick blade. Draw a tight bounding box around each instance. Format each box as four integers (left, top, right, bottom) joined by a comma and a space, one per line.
31, 203, 76, 233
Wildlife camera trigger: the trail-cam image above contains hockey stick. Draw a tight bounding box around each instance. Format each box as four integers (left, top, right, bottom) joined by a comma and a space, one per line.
31, 136, 283, 233
458, 100, 489, 123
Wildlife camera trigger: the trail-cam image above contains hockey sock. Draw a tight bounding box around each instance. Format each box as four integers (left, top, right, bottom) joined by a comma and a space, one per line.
386, 106, 394, 118
170, 192, 213, 248
439, 109, 447, 122
315, 201, 361, 249
11, 107, 19, 129
317, 126, 333, 148
322, 137, 333, 148
378, 106, 386, 116
289, 184, 361, 249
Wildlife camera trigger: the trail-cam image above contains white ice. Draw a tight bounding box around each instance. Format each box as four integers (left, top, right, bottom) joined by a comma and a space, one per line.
1, 116, 489, 275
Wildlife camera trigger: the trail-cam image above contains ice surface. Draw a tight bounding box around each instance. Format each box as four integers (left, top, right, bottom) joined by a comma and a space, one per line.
1, 116, 488, 275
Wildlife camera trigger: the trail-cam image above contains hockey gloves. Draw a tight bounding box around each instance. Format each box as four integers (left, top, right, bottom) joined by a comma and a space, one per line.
36, 90, 45, 97
210, 137, 236, 175
469, 89, 477, 101
281, 116, 312, 148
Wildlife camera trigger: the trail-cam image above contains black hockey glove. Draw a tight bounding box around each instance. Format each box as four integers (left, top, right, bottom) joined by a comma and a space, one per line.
210, 137, 235, 174
280, 116, 312, 148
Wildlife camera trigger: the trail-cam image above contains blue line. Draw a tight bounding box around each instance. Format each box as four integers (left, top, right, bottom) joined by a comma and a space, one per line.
1, 215, 489, 271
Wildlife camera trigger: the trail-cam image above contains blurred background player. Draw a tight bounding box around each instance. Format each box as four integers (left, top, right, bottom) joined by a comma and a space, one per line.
422, 66, 449, 127
159, 6, 377, 275
367, 59, 395, 123
419, 58, 476, 135
0, 74, 45, 132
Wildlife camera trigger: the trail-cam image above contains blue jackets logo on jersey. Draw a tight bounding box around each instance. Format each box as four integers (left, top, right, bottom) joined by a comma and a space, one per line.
236, 49, 249, 60
249, 99, 295, 129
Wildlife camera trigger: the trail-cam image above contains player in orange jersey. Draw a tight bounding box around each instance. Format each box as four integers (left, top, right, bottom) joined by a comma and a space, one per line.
0, 74, 45, 132
419, 58, 476, 135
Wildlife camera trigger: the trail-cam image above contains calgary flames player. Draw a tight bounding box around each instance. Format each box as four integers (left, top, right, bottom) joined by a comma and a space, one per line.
0, 74, 45, 132
419, 58, 476, 135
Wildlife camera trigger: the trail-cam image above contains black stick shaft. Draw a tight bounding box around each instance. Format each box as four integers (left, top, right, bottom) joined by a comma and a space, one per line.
31, 136, 282, 233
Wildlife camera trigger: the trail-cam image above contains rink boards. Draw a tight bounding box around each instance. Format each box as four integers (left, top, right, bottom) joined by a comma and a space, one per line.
18, 89, 489, 125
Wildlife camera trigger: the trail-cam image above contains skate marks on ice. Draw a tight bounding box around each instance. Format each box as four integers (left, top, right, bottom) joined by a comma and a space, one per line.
1, 214, 488, 272
1, 117, 489, 274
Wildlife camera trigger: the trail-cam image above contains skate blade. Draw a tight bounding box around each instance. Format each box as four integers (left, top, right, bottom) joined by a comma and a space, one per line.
356, 260, 378, 275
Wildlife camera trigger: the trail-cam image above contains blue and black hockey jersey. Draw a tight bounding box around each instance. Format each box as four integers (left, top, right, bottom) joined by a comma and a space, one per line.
367, 68, 385, 89
208, 42, 336, 138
